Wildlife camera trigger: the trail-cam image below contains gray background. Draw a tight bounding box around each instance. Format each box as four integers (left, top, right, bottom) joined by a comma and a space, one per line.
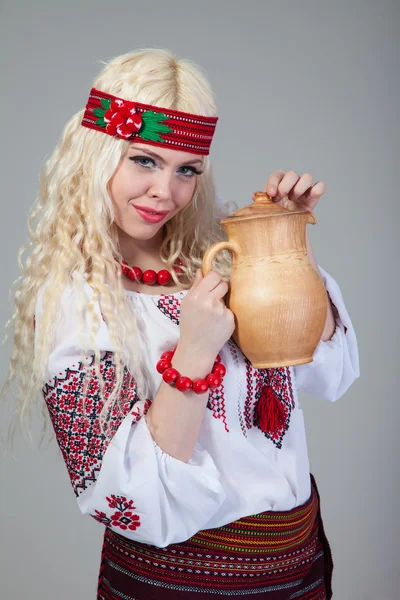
0, 0, 398, 598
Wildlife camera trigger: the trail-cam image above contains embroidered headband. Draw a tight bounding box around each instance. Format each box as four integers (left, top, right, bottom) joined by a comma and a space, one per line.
81, 87, 218, 155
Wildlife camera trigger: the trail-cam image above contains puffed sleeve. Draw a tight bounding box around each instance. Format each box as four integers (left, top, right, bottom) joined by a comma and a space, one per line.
293, 265, 360, 401
34, 277, 226, 548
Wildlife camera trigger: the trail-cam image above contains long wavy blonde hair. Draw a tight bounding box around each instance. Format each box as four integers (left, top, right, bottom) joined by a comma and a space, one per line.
1, 48, 236, 448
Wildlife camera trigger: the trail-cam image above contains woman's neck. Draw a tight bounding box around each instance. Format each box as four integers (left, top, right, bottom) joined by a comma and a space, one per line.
118, 225, 165, 267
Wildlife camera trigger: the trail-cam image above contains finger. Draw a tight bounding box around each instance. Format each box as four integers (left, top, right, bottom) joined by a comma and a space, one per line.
264, 170, 286, 197
287, 173, 313, 202
276, 171, 300, 200
299, 181, 326, 206
199, 270, 223, 293
209, 279, 229, 301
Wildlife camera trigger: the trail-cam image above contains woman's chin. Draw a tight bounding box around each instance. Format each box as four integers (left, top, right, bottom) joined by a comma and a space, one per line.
120, 223, 166, 242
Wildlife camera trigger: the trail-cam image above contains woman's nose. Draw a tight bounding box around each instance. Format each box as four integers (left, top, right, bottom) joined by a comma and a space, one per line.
147, 171, 173, 201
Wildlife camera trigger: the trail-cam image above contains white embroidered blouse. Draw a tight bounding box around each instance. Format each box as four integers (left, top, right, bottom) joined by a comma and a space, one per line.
34, 265, 359, 548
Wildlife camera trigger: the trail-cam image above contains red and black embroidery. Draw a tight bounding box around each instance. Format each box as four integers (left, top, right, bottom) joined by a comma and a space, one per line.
156, 293, 185, 326
42, 351, 140, 497
243, 359, 255, 430
92, 494, 141, 532
207, 386, 229, 433
131, 398, 152, 423
244, 360, 295, 449
228, 339, 247, 437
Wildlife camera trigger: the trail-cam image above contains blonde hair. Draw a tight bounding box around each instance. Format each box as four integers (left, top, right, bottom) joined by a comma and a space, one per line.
1, 48, 236, 447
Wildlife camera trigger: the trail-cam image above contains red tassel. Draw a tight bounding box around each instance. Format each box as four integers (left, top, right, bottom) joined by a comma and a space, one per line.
255, 384, 286, 436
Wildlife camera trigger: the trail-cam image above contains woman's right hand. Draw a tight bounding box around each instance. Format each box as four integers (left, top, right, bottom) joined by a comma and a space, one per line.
178, 269, 235, 359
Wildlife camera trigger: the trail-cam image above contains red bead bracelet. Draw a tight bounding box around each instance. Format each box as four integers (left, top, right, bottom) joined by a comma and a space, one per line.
156, 348, 226, 394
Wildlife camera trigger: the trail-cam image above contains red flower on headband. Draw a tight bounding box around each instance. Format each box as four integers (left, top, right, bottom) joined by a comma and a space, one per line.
91, 94, 173, 143
103, 99, 143, 140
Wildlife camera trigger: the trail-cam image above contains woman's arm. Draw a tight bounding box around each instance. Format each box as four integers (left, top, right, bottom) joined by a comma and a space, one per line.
292, 263, 360, 401
145, 345, 215, 463
306, 229, 336, 341
34, 278, 226, 548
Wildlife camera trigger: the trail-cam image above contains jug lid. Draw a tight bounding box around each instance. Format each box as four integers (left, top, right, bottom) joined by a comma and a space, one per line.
222, 191, 310, 221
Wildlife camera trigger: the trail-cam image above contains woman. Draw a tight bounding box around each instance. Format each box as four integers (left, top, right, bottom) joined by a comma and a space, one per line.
2, 48, 359, 599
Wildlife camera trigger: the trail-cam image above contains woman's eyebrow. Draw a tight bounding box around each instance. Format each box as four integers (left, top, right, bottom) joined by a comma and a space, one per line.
179, 158, 204, 165
129, 144, 203, 165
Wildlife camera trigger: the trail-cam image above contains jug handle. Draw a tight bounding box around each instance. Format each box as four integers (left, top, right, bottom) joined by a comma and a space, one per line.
202, 241, 240, 276
307, 212, 317, 225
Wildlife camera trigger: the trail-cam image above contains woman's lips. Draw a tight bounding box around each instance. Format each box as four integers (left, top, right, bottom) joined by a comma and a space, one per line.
133, 206, 169, 223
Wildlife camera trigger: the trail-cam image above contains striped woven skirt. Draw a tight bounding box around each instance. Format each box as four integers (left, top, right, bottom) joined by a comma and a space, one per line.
97, 474, 333, 599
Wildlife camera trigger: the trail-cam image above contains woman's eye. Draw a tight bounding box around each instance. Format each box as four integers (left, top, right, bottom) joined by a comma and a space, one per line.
128, 156, 202, 178
129, 156, 155, 167
178, 166, 202, 178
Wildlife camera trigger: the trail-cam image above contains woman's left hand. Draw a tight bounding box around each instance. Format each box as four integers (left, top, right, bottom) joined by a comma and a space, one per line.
260, 170, 326, 212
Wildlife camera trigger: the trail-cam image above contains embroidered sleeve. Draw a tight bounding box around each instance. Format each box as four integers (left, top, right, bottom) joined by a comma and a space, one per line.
35, 279, 226, 547
293, 266, 360, 401
42, 350, 140, 497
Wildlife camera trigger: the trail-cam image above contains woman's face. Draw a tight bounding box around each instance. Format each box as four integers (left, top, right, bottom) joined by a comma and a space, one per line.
110, 142, 204, 244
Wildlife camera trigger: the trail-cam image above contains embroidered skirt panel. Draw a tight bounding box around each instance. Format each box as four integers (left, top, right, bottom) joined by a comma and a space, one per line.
97, 474, 333, 599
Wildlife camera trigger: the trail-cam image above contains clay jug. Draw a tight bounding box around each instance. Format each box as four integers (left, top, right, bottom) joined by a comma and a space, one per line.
201, 192, 328, 368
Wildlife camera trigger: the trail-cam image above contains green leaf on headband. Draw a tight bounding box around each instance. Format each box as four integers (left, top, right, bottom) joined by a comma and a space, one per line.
139, 111, 172, 142
93, 108, 106, 118
100, 98, 111, 110
95, 118, 106, 127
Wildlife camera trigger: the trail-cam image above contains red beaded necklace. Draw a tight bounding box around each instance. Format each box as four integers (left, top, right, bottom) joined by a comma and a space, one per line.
119, 259, 184, 286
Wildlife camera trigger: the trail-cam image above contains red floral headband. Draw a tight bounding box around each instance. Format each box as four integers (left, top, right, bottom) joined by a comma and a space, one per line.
81, 87, 218, 155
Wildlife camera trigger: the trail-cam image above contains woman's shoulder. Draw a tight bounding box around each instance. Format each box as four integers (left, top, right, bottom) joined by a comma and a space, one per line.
35, 272, 96, 313
34, 272, 117, 360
